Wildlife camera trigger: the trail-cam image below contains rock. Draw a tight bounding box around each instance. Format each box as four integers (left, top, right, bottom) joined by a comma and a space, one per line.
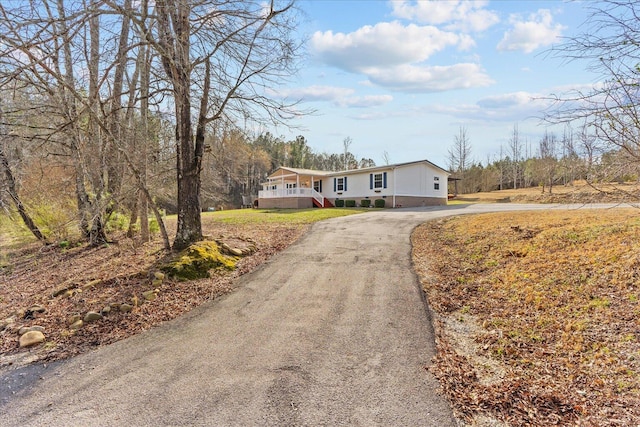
142, 290, 158, 301
67, 315, 82, 325
69, 320, 83, 330
29, 304, 46, 313
0, 318, 13, 331
83, 279, 101, 289
19, 331, 45, 348
119, 304, 133, 313
228, 247, 243, 256
51, 286, 70, 298
153, 271, 165, 281
152, 279, 163, 287
63, 290, 74, 298
84, 312, 103, 323
131, 295, 139, 307
18, 325, 45, 335
100, 305, 111, 315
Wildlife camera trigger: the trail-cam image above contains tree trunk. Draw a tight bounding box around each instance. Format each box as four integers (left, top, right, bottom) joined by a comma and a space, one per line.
156, 0, 202, 250
0, 141, 46, 242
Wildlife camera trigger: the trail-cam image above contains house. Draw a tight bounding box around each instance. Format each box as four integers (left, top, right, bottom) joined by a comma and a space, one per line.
258, 160, 450, 209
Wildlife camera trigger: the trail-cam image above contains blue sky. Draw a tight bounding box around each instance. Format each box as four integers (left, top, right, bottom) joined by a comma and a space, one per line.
271, 0, 598, 168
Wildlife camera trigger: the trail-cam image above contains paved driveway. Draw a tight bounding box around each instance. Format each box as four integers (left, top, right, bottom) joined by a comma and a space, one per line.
0, 204, 610, 426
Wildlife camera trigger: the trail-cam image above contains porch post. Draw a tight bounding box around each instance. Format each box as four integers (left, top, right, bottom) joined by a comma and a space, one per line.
393, 167, 397, 208
296, 174, 300, 195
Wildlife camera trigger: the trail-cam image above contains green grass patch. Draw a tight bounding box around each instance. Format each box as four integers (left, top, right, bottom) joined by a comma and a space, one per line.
201, 208, 367, 225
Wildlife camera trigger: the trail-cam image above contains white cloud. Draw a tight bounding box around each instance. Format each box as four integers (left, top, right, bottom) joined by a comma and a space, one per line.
310, 21, 491, 93
275, 85, 393, 108
497, 9, 565, 54
366, 63, 493, 93
310, 21, 465, 72
338, 95, 394, 108
390, 0, 499, 32
277, 85, 355, 102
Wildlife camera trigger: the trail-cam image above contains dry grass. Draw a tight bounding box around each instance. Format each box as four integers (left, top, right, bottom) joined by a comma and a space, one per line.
413, 209, 640, 426
451, 181, 640, 204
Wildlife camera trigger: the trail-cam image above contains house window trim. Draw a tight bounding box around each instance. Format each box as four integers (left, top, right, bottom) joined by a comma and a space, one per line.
369, 172, 388, 190
334, 176, 347, 192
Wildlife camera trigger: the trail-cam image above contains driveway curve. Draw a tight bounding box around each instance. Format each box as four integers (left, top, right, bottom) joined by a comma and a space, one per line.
0, 203, 615, 426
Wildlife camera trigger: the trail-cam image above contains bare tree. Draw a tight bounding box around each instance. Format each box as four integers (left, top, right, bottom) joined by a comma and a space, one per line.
342, 137, 353, 170
536, 130, 559, 194
447, 125, 472, 175
0, 104, 46, 242
545, 0, 640, 185
507, 124, 523, 189
138, 0, 301, 249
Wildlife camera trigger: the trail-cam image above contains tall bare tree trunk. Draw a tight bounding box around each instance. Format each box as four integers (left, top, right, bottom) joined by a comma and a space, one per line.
157, 0, 202, 250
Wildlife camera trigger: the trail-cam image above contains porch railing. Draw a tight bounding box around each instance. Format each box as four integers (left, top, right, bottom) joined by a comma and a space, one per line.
258, 188, 314, 198
311, 188, 325, 207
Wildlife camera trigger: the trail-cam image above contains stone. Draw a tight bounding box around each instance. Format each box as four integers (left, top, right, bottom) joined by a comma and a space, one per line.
84, 312, 103, 323
29, 304, 46, 313
51, 286, 70, 298
100, 305, 111, 315
0, 318, 13, 331
19, 331, 45, 348
67, 315, 82, 325
18, 325, 45, 335
152, 279, 163, 287
228, 247, 243, 256
142, 290, 157, 301
69, 320, 83, 330
153, 271, 165, 281
131, 295, 139, 307
119, 304, 133, 313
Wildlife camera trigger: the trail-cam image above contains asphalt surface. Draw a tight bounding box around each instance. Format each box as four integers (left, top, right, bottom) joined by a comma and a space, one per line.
0, 203, 614, 426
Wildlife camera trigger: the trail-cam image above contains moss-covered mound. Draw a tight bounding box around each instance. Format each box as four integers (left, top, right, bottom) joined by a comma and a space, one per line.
162, 241, 236, 280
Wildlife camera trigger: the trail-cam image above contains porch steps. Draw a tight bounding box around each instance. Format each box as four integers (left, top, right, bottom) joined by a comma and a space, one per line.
313, 198, 334, 208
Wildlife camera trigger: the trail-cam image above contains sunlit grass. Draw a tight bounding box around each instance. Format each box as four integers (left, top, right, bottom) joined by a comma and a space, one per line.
202, 207, 368, 225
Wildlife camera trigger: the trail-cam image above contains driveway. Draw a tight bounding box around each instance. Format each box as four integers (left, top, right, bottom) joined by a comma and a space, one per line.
0, 203, 606, 426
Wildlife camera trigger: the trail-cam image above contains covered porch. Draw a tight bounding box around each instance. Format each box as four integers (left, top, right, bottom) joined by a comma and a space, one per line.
258, 167, 332, 208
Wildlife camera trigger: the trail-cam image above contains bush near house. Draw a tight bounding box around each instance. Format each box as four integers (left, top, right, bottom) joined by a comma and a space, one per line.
334, 199, 345, 207
360, 199, 371, 208
345, 200, 356, 207
374, 199, 385, 208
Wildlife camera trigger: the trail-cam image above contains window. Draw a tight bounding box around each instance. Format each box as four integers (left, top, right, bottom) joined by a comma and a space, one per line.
313, 180, 322, 192
369, 172, 387, 189
334, 176, 347, 192
286, 183, 297, 189
434, 183, 440, 190
374, 173, 383, 189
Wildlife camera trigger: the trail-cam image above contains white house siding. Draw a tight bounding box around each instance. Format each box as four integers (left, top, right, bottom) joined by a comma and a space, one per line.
259, 160, 449, 208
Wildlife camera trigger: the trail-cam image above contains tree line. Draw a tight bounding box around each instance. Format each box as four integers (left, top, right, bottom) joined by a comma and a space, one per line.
447, 123, 639, 195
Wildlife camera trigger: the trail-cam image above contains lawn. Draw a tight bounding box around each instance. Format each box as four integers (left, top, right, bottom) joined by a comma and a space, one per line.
203, 207, 367, 224
413, 209, 640, 426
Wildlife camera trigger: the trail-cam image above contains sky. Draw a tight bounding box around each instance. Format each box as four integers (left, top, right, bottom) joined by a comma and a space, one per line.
270, 0, 599, 169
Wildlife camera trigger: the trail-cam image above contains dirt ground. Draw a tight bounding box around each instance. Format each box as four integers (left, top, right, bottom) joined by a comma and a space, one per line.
0, 218, 307, 372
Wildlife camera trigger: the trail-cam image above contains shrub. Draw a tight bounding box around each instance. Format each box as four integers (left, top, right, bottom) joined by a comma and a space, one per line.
374, 199, 386, 208
334, 199, 345, 207
360, 199, 371, 208
345, 200, 356, 207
